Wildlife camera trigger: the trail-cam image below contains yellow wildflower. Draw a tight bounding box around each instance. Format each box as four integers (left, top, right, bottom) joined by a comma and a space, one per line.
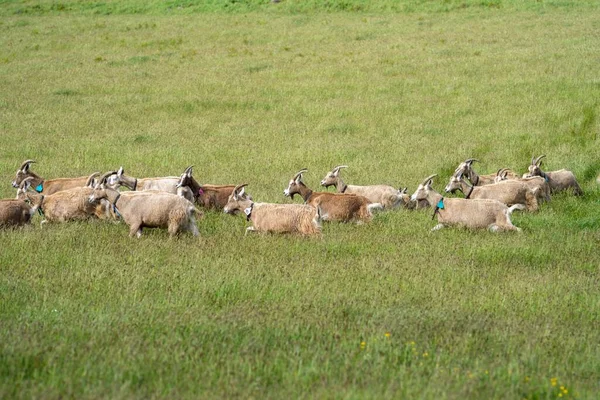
385, 332, 391, 338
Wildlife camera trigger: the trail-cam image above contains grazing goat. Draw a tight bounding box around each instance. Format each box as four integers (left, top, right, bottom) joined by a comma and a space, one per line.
320, 165, 410, 209
0, 198, 40, 228
453, 158, 518, 186
444, 173, 540, 211
285, 169, 382, 223
224, 184, 321, 236
175, 166, 250, 210
11, 159, 93, 195
412, 175, 525, 232
526, 155, 583, 195
90, 174, 199, 238
495, 168, 551, 203
16, 173, 117, 223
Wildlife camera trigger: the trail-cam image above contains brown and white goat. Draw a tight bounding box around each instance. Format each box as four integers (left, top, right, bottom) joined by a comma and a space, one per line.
320, 165, 410, 209
285, 169, 382, 223
525, 155, 583, 195
89, 175, 199, 238
453, 158, 518, 186
175, 166, 250, 210
495, 168, 551, 203
224, 184, 321, 236
16, 173, 117, 224
412, 175, 525, 232
11, 159, 93, 195
0, 198, 40, 228
444, 173, 540, 211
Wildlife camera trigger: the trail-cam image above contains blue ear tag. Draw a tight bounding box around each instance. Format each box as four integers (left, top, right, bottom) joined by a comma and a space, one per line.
437, 199, 444, 210
35, 184, 43, 193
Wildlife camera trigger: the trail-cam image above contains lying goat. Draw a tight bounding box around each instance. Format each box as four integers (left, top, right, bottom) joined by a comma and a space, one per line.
224, 184, 321, 236
0, 198, 40, 228
90, 174, 199, 238
176, 166, 251, 210
495, 168, 551, 203
525, 155, 583, 196
453, 158, 518, 186
17, 173, 117, 224
286, 169, 382, 223
413, 174, 525, 232
11, 159, 94, 195
320, 165, 410, 209
444, 173, 540, 211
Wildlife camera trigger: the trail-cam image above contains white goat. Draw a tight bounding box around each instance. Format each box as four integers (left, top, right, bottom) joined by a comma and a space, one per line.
224, 184, 321, 236
320, 165, 410, 209
89, 174, 199, 238
106, 167, 180, 193
412, 174, 525, 232
495, 168, 551, 203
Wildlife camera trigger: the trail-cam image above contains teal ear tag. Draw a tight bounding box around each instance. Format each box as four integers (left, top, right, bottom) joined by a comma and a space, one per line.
35, 184, 43, 193
437, 199, 444, 209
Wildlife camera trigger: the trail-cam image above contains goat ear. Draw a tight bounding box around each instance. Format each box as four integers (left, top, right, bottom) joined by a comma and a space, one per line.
239, 187, 245, 197
118, 167, 124, 177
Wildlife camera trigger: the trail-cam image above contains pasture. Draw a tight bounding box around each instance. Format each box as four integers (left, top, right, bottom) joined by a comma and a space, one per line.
1, 1, 599, 398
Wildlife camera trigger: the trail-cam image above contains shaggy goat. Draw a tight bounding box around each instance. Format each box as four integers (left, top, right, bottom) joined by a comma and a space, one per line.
285, 169, 382, 223
525, 155, 583, 195
89, 174, 199, 238
412, 175, 525, 232
453, 158, 518, 186
0, 198, 40, 228
319, 165, 410, 209
444, 173, 540, 211
224, 184, 321, 236
11, 159, 94, 195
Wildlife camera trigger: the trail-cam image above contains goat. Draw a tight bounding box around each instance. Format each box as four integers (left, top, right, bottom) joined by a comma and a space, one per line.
224, 184, 321, 236
89, 174, 199, 238
444, 173, 540, 211
16, 172, 118, 224
285, 169, 382, 223
412, 175, 525, 232
11, 159, 94, 195
106, 167, 179, 193
526, 155, 583, 195
175, 166, 250, 210
0, 198, 40, 228
320, 165, 410, 209
495, 168, 551, 203
453, 158, 518, 186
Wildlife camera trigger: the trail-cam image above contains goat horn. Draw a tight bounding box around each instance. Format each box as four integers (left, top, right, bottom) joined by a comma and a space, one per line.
85, 172, 101, 187
233, 183, 248, 194
99, 170, 117, 185
184, 165, 193, 174
333, 165, 348, 171
534, 154, 546, 166
421, 174, 437, 185
20, 159, 36, 170
20, 176, 35, 189
293, 169, 308, 181
465, 158, 479, 164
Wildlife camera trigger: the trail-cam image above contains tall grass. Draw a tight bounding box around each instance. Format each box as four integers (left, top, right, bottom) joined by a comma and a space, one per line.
1, 3, 599, 399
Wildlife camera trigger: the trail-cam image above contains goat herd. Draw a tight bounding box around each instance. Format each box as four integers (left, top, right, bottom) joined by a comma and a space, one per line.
0, 156, 589, 237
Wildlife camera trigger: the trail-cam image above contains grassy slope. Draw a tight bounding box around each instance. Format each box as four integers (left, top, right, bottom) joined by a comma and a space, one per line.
1, 2, 599, 399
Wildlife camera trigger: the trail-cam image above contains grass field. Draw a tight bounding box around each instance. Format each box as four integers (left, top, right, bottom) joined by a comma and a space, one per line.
1, 1, 599, 398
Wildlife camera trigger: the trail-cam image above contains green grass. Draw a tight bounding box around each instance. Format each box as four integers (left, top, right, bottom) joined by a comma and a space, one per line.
1, 2, 599, 398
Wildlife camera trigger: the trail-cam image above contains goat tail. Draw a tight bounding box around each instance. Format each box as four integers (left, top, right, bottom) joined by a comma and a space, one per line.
367, 203, 384, 214
507, 203, 526, 216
